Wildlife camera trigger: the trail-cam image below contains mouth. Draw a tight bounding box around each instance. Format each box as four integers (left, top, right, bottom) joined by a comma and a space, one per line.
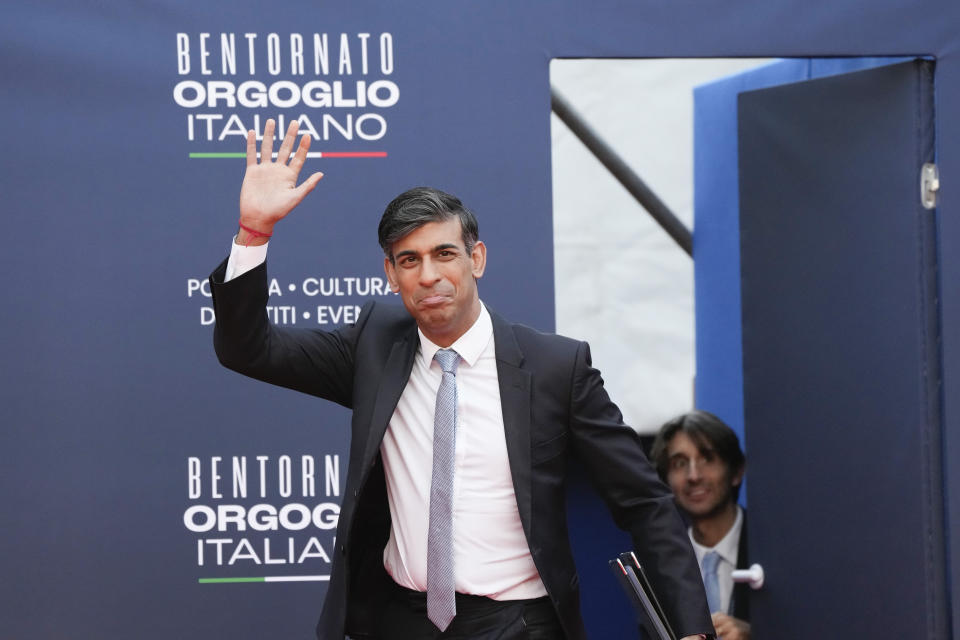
418, 292, 452, 307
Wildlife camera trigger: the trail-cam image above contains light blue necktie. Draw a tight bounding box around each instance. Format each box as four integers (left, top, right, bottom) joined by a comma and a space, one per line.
427, 349, 460, 631
701, 550, 722, 614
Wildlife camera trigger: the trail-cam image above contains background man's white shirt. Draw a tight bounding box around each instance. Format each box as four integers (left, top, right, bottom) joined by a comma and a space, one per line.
689, 505, 743, 615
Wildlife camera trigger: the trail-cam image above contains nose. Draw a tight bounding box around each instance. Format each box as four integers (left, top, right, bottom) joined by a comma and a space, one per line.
419, 256, 441, 285
686, 459, 703, 481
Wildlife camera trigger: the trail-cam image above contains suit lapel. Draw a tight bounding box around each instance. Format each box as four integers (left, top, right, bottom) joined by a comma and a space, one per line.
363, 325, 419, 467
490, 311, 534, 537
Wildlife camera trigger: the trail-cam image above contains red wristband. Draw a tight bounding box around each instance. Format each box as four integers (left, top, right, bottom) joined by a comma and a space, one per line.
238, 220, 272, 247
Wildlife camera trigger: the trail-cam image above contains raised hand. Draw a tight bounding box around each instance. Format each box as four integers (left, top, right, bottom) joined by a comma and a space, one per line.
237, 118, 324, 245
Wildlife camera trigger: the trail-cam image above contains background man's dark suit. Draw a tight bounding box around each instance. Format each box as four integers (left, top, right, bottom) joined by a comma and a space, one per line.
211, 260, 711, 640
732, 512, 749, 622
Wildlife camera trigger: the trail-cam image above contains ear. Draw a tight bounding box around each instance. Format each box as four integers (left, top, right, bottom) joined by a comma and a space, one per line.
383, 257, 400, 293
470, 240, 487, 278
731, 465, 745, 488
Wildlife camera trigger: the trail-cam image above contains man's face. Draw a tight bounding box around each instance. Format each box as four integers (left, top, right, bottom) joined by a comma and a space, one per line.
383, 217, 486, 347
665, 431, 742, 520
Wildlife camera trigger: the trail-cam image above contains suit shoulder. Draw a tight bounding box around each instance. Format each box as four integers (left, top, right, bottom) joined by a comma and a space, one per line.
361, 299, 413, 326
505, 321, 586, 365
353, 300, 417, 344
509, 321, 583, 348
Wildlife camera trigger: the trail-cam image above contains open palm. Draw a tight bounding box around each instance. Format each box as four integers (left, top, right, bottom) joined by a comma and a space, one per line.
238, 118, 323, 232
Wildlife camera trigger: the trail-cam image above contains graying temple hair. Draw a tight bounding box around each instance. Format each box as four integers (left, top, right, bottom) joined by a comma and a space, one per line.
378, 187, 479, 262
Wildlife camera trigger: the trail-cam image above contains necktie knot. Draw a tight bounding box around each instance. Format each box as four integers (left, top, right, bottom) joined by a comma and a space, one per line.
434, 348, 461, 374
702, 550, 721, 574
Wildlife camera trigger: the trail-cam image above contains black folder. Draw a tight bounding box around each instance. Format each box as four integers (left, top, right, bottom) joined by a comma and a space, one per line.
609, 551, 677, 640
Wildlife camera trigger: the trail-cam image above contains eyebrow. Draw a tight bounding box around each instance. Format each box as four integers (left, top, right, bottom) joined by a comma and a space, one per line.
395, 243, 461, 259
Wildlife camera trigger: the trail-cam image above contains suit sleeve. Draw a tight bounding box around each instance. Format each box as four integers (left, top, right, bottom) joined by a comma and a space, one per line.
567, 341, 713, 638
209, 257, 370, 408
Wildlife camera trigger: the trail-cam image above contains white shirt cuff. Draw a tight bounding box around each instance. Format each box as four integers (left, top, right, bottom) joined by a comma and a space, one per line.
224, 235, 269, 282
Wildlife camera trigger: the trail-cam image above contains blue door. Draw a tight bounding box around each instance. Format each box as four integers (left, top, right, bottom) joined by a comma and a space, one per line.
737, 60, 947, 636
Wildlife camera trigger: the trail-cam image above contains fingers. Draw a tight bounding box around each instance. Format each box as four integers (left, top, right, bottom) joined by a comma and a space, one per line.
288, 133, 311, 175
712, 613, 738, 638
711, 612, 728, 634
245, 129, 257, 167
261, 118, 276, 162
277, 119, 299, 164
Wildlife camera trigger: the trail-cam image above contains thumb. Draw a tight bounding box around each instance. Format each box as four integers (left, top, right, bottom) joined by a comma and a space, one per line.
292, 171, 324, 203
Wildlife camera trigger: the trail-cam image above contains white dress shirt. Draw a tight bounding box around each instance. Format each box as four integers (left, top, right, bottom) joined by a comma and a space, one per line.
381, 303, 546, 600
689, 505, 743, 615
224, 238, 268, 281
224, 239, 546, 600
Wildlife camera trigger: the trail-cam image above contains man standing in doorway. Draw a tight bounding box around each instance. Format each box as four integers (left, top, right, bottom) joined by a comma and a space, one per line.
651, 411, 750, 640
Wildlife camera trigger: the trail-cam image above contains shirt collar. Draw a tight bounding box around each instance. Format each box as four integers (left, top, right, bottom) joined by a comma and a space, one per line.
417, 301, 492, 368
690, 505, 743, 567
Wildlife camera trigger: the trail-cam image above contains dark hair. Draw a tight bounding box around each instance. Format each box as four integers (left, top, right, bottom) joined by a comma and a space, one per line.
378, 187, 479, 262
650, 410, 746, 500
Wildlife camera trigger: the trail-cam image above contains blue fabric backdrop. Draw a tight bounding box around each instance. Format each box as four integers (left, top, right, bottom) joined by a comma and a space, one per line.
3, 1, 960, 637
